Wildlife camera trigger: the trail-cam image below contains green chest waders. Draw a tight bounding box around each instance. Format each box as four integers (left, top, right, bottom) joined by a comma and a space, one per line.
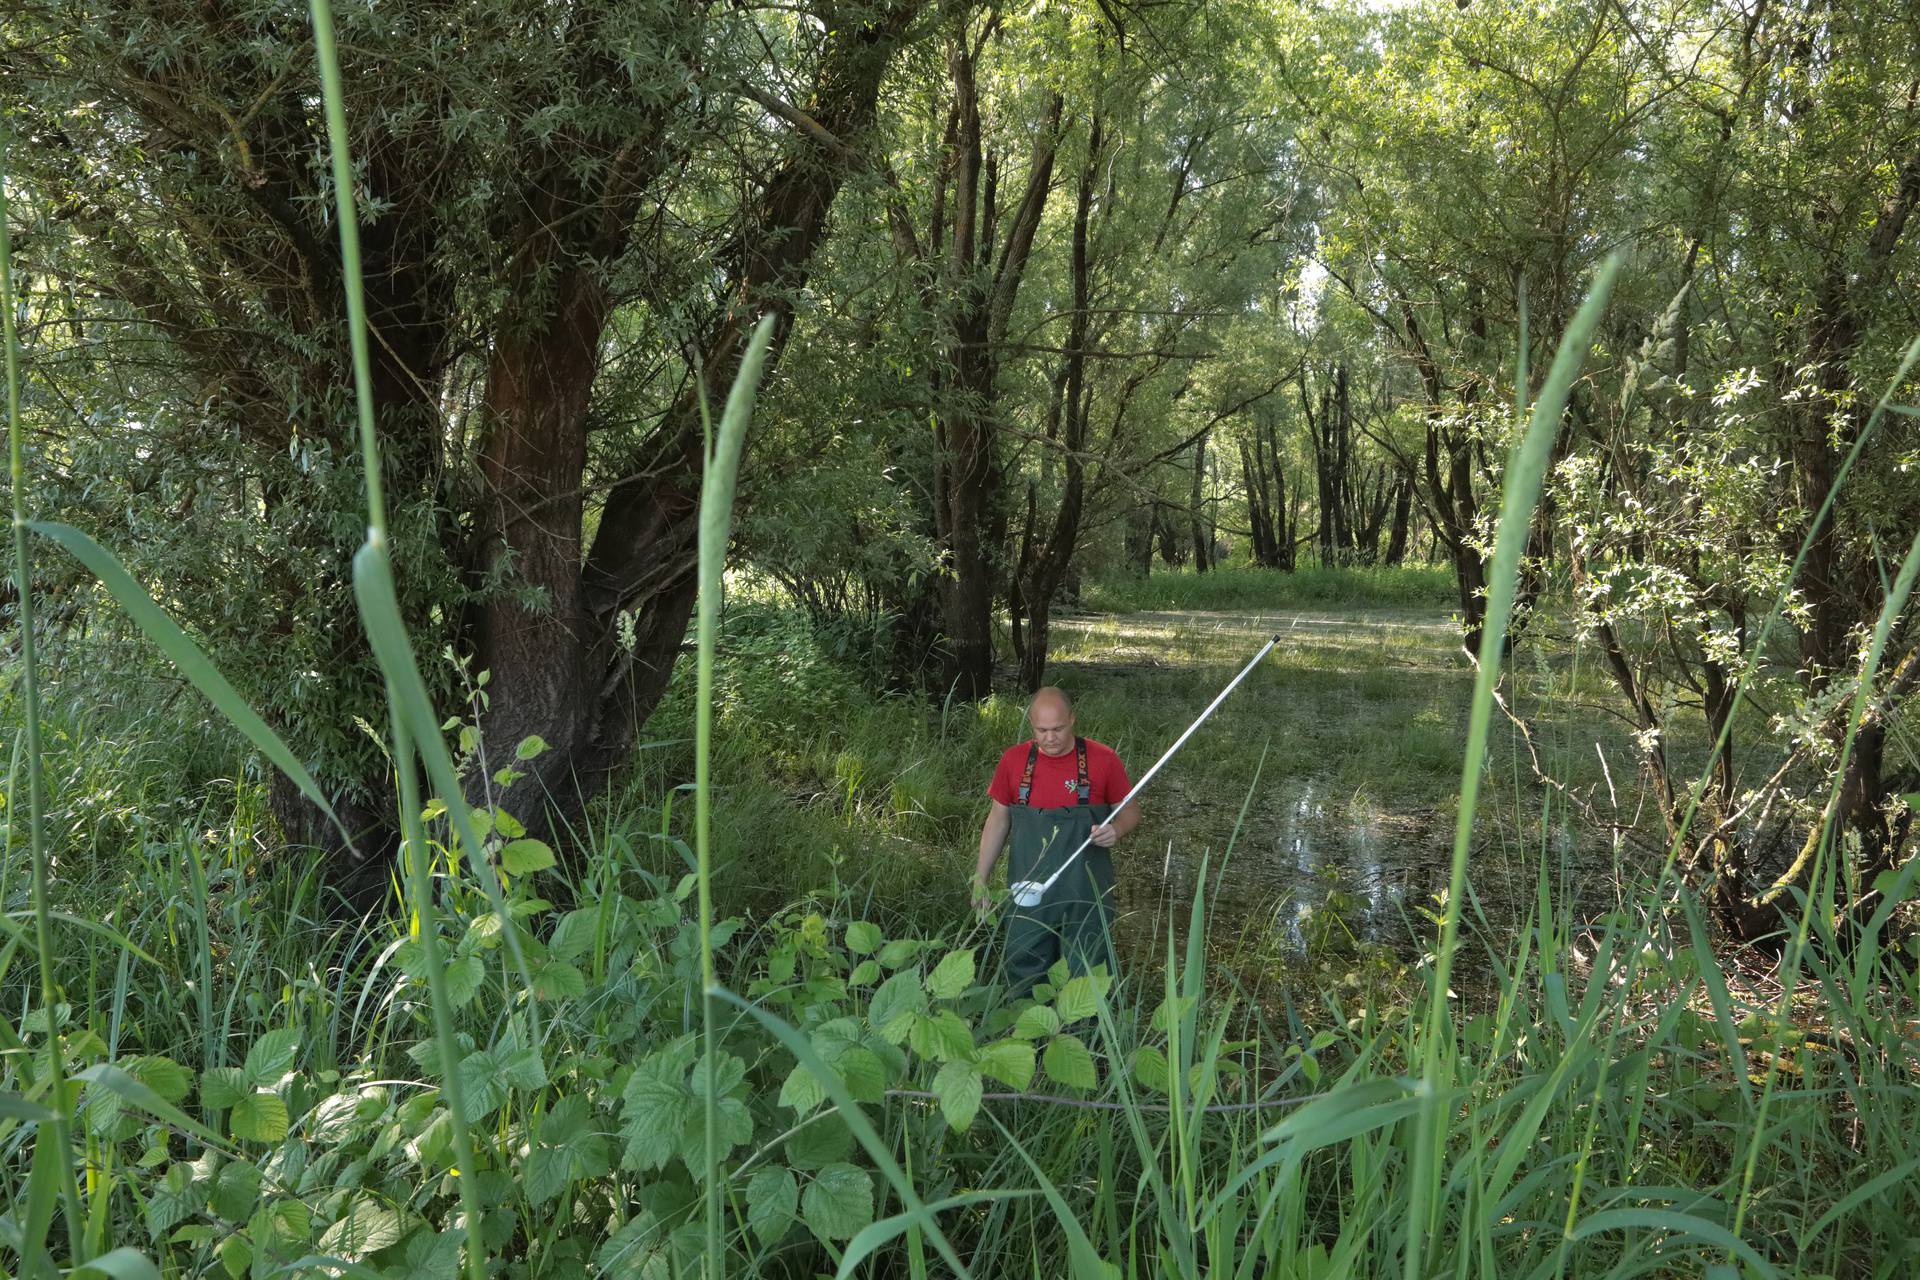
1003, 738, 1117, 998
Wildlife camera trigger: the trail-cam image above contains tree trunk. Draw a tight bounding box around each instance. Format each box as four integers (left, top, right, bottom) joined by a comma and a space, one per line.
927, 36, 1065, 701
1189, 432, 1211, 573
1384, 474, 1413, 565
479, 7, 913, 826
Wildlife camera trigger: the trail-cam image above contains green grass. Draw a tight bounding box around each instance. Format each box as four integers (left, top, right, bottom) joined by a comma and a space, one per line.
1082, 562, 1455, 614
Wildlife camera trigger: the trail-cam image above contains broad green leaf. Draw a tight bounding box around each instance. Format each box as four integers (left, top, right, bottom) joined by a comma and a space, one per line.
243, 1029, 300, 1083
785, 1112, 854, 1170
745, 1166, 799, 1243
443, 954, 485, 1009
802, 1164, 875, 1242
455, 1050, 507, 1118
779, 1061, 827, 1114
689, 1052, 745, 1100
532, 959, 586, 1000
1053, 975, 1105, 1023
868, 969, 926, 1041
127, 1056, 191, 1104
907, 1010, 974, 1064
620, 1057, 692, 1171
926, 948, 976, 999
877, 938, 924, 968
515, 734, 551, 761
499, 1046, 548, 1091
848, 959, 881, 985
974, 1039, 1036, 1092
211, 1159, 262, 1222
678, 1096, 754, 1172
501, 839, 556, 875
1012, 1006, 1061, 1041
812, 1019, 887, 1103
74, 1247, 162, 1280
403, 1230, 462, 1280
318, 1194, 407, 1261
932, 1061, 983, 1132
200, 1067, 248, 1111
1042, 1035, 1097, 1090
1130, 1045, 1170, 1094
230, 1092, 290, 1144
845, 922, 882, 955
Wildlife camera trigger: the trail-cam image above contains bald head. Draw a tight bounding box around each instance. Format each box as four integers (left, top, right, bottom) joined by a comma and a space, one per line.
1028, 687, 1076, 756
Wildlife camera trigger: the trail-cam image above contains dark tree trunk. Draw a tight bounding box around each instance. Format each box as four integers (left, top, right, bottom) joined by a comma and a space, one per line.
1013, 116, 1102, 692
924, 33, 1065, 701
479, 7, 913, 827
1189, 433, 1211, 573
1384, 474, 1414, 565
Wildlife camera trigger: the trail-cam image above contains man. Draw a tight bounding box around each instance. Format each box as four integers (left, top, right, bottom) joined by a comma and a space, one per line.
972, 687, 1140, 996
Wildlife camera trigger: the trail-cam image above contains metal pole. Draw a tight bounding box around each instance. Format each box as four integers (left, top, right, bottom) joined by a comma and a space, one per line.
1011, 631, 1283, 906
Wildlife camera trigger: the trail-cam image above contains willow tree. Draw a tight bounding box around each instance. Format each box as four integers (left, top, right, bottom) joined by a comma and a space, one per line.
2, 0, 916, 892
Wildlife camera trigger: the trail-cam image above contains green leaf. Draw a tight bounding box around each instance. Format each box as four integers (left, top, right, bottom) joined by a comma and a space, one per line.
1042, 1035, 1097, 1090
230, 1091, 290, 1143
501, 839, 556, 875
73, 1246, 163, 1280
455, 1050, 507, 1119
974, 1039, 1036, 1091
1130, 1045, 1170, 1094
532, 959, 586, 1000
201, 1067, 248, 1111
779, 1061, 827, 1114
243, 1029, 301, 1083
812, 1019, 888, 1103
0, 1091, 54, 1122
877, 938, 924, 968
745, 1167, 799, 1243
144, 1163, 203, 1241
1012, 1005, 1061, 1041
211, 1159, 262, 1222
867, 969, 926, 1041
932, 1060, 983, 1132
127, 1056, 191, 1105
845, 921, 882, 956
1053, 974, 1106, 1023
848, 959, 881, 986
620, 1055, 692, 1171
785, 1112, 854, 1170
907, 1010, 974, 1064
443, 954, 485, 1009
318, 1194, 407, 1261
28, 522, 344, 837
801, 1164, 875, 1242
499, 1046, 548, 1091
925, 948, 976, 999
515, 734, 551, 761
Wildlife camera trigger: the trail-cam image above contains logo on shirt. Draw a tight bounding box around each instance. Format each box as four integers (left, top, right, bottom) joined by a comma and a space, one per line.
1064, 779, 1079, 793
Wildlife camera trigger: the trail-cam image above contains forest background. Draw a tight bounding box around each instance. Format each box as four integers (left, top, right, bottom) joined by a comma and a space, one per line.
2, 0, 1919, 1276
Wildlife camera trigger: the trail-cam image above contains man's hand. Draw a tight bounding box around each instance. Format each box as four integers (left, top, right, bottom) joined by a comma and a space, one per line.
1090, 821, 1119, 848
970, 876, 993, 919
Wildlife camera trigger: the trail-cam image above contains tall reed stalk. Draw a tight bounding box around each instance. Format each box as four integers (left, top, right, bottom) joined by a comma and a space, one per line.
305, 5, 484, 1276
1, 122, 89, 1267
695, 317, 779, 1276
1404, 256, 1618, 1280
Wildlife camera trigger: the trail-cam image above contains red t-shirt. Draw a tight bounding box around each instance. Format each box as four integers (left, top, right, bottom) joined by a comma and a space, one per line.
988, 739, 1132, 809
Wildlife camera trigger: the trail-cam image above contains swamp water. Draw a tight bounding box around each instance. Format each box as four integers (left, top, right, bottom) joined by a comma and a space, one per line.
1046, 608, 1638, 967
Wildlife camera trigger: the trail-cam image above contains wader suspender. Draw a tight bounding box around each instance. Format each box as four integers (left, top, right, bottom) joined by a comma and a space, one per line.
1014, 738, 1090, 807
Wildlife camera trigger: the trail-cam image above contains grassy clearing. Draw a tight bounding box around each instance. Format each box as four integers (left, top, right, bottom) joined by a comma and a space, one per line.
1082, 562, 1456, 614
